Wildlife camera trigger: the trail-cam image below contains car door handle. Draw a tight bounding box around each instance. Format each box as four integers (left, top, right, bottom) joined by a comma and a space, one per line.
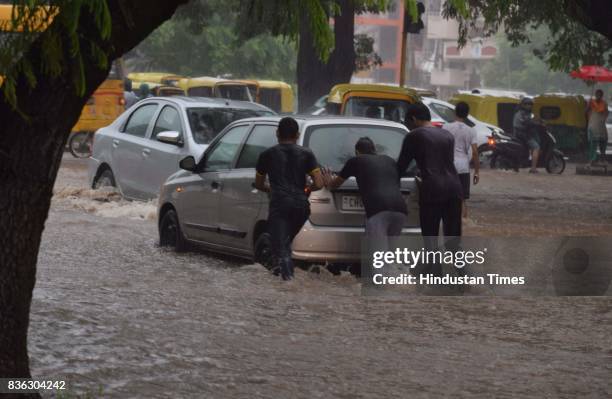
112, 139, 119, 148
142, 148, 151, 157
211, 181, 221, 189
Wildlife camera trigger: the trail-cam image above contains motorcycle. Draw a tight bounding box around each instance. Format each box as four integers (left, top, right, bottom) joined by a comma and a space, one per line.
489, 125, 566, 174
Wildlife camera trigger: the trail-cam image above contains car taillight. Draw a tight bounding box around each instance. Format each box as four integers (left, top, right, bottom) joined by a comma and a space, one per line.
431, 121, 444, 128
119, 97, 125, 106
487, 136, 496, 147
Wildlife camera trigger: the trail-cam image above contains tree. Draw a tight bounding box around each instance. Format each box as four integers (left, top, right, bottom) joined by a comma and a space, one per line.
0, 0, 186, 391
237, 0, 393, 111
130, 0, 298, 82
443, 0, 612, 72
481, 29, 598, 94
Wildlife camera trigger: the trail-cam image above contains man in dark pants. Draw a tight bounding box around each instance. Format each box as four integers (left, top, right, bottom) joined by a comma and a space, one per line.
397, 102, 463, 276
254, 117, 324, 280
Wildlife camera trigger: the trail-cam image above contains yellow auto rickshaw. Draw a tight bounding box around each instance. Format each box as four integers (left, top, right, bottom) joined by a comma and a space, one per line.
128, 72, 184, 88
326, 84, 420, 123
252, 80, 294, 113
533, 94, 587, 152
179, 76, 221, 97
448, 92, 521, 134
214, 80, 254, 102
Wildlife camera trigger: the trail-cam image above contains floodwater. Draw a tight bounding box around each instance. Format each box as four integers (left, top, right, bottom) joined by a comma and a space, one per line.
28, 156, 612, 398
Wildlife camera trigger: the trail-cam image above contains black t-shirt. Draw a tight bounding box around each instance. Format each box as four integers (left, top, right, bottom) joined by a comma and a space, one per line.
339, 154, 408, 218
256, 143, 319, 205
396, 126, 463, 204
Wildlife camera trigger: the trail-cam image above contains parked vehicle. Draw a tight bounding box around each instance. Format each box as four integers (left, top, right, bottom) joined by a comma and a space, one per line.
157, 116, 421, 264
533, 94, 588, 153
88, 96, 275, 200
489, 125, 566, 174
325, 84, 420, 122
252, 80, 294, 113
68, 61, 126, 158
449, 92, 521, 135
179, 76, 221, 97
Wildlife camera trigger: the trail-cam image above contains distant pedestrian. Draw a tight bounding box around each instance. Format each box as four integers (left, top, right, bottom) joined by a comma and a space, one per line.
123, 79, 139, 109
587, 89, 609, 166
444, 102, 480, 218
138, 83, 152, 99
397, 102, 463, 276
254, 117, 324, 280
323, 137, 407, 250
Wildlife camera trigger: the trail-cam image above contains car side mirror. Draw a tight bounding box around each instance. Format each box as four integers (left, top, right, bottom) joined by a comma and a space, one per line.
179, 156, 197, 172
157, 131, 182, 145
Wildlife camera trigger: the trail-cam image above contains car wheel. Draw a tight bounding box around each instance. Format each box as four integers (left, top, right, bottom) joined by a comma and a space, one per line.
254, 232, 274, 270
159, 209, 188, 252
93, 168, 116, 189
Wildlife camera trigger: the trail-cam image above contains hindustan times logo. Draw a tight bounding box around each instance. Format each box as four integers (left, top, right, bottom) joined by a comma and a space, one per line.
372, 248, 487, 269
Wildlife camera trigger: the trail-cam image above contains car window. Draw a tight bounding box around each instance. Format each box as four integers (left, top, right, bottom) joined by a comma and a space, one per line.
344, 97, 409, 123
123, 104, 157, 137
236, 125, 277, 169
205, 125, 250, 171
429, 103, 456, 123
152, 106, 183, 140
186, 107, 273, 144
304, 124, 407, 172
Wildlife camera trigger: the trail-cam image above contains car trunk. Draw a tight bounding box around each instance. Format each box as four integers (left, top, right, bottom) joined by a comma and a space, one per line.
308, 177, 419, 227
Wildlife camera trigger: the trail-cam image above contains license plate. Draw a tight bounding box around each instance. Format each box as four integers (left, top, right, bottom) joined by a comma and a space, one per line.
341, 195, 364, 211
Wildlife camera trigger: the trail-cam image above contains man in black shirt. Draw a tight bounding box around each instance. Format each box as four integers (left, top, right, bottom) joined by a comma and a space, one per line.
397, 102, 463, 276
255, 117, 323, 280
324, 137, 407, 248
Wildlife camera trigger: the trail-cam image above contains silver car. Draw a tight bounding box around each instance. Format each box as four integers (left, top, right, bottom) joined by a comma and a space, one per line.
88, 96, 274, 200
157, 116, 421, 265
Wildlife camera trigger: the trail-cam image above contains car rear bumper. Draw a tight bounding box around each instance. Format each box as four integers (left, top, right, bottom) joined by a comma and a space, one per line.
291, 220, 421, 263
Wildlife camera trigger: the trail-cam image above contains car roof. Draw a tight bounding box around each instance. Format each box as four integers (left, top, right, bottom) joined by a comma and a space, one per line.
228, 114, 409, 129
143, 96, 275, 112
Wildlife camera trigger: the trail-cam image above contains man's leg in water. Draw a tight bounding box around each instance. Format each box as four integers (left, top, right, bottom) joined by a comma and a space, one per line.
284, 206, 310, 278
268, 206, 293, 280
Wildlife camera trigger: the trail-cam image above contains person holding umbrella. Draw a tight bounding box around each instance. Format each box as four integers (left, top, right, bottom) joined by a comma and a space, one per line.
587, 89, 609, 166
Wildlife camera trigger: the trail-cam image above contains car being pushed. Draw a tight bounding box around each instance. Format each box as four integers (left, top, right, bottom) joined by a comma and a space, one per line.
88, 96, 275, 200
157, 116, 421, 265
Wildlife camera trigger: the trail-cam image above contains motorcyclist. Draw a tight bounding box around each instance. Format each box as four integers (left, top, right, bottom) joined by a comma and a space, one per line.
513, 97, 544, 173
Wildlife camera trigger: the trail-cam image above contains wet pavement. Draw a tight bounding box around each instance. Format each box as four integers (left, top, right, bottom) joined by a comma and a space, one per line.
28, 155, 612, 398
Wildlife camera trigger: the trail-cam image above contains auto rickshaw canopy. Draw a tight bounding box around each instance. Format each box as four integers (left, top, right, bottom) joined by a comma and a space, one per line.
448, 92, 521, 134
254, 80, 294, 113
328, 84, 420, 105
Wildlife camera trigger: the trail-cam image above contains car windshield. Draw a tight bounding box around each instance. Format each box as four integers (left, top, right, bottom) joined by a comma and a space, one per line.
304, 124, 407, 172
344, 97, 410, 124
187, 107, 272, 144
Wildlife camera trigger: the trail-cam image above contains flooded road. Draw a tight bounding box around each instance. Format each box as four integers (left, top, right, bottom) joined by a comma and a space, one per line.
29, 156, 612, 398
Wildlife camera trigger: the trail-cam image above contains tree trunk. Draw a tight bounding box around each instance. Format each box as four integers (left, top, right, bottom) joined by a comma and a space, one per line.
0, 0, 186, 392
297, 0, 356, 112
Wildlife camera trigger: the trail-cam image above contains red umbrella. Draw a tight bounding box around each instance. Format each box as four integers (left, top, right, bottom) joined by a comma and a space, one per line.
570, 65, 612, 82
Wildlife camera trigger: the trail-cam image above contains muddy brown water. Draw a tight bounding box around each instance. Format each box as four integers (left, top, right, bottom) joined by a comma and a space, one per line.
27, 157, 612, 398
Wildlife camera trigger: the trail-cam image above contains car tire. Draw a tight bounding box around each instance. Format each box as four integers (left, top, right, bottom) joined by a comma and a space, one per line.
159, 209, 188, 252
68, 131, 93, 158
254, 232, 274, 270
93, 168, 116, 189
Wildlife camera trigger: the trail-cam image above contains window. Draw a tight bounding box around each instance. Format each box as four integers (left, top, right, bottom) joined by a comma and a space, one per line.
216, 85, 252, 101
259, 88, 282, 113
187, 107, 273, 144
205, 125, 250, 170
236, 125, 277, 168
344, 97, 410, 124
429, 103, 456, 123
152, 106, 183, 140
539, 106, 561, 121
188, 86, 214, 97
123, 104, 157, 137
304, 125, 407, 172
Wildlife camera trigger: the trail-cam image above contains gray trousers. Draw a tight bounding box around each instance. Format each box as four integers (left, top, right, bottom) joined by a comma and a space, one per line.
366, 211, 407, 249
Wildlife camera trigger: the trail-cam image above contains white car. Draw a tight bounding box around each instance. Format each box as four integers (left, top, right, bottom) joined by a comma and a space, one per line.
88, 96, 274, 200
422, 97, 504, 152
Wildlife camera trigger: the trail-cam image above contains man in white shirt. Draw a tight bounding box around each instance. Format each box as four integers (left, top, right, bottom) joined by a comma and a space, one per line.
444, 102, 480, 218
